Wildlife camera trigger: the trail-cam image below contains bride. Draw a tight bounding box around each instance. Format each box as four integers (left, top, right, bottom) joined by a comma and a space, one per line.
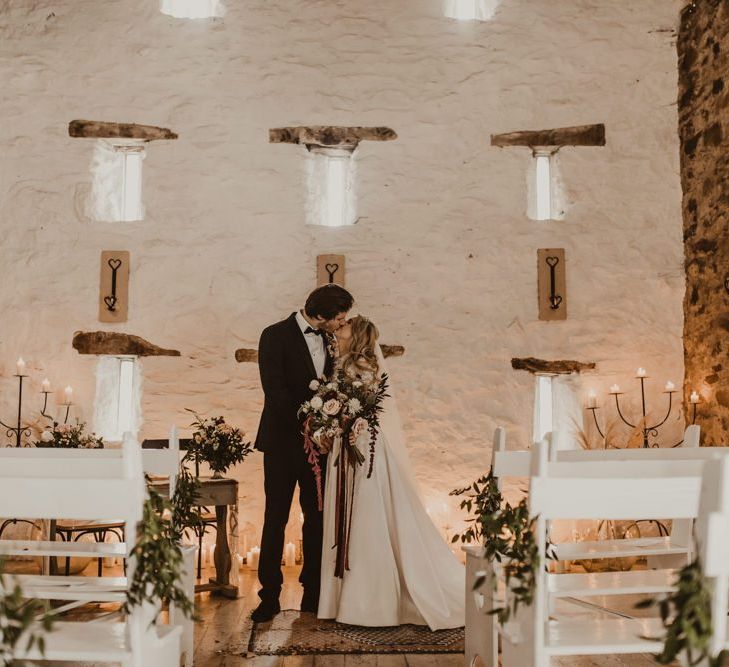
317, 315, 465, 630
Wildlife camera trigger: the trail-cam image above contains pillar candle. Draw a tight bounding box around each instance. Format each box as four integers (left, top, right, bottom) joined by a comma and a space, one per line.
64, 385, 73, 403
587, 391, 597, 408
250, 546, 260, 569
41, 378, 51, 392
690, 391, 700, 404
16, 358, 26, 375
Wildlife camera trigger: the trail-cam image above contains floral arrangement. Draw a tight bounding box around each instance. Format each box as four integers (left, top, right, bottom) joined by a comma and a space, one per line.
298, 371, 389, 508
34, 421, 104, 449
185, 411, 252, 477
1, 563, 55, 665
451, 469, 549, 624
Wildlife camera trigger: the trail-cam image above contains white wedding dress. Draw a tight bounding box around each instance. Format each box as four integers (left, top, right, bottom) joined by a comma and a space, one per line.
318, 348, 465, 630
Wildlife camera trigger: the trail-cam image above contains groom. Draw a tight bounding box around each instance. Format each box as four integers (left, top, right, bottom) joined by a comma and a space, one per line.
252, 284, 354, 622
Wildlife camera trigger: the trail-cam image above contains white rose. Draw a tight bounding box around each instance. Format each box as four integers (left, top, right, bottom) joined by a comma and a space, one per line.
310, 396, 324, 410
348, 398, 362, 414
352, 381, 363, 388
309, 379, 320, 391
326, 383, 336, 390
322, 399, 341, 416
40, 430, 53, 443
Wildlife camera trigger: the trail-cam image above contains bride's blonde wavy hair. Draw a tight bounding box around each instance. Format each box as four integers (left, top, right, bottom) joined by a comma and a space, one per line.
340, 315, 380, 378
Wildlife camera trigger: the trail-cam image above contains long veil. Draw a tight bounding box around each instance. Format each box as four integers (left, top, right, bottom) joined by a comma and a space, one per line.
375, 344, 426, 502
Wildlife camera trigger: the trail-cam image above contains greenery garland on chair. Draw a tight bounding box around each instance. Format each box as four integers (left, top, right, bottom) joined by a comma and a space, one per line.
0, 563, 55, 666
451, 469, 545, 624
124, 463, 202, 621
637, 558, 728, 667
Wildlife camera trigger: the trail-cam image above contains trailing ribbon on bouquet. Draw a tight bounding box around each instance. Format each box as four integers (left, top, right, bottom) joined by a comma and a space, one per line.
333, 436, 356, 578
302, 415, 324, 511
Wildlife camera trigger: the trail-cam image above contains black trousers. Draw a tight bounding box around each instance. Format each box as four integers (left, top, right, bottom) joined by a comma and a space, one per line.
258, 446, 327, 604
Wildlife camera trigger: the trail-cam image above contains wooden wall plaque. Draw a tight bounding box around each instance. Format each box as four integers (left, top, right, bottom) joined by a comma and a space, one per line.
317, 254, 346, 286
99, 251, 130, 323
537, 248, 566, 321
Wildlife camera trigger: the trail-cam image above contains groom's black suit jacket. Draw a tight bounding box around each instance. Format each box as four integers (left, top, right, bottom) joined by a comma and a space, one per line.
255, 312, 331, 453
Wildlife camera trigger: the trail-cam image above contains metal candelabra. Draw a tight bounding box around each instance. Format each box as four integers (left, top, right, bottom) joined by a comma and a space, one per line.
0, 374, 72, 447
587, 374, 698, 449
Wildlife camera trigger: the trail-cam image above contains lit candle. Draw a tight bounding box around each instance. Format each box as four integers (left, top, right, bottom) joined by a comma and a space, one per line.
41, 378, 51, 392
246, 550, 253, 568
587, 390, 597, 408
64, 386, 73, 403
636, 368, 647, 378
609, 384, 621, 394
250, 546, 260, 569
16, 358, 26, 376
690, 391, 700, 404
665, 381, 676, 392
284, 542, 296, 567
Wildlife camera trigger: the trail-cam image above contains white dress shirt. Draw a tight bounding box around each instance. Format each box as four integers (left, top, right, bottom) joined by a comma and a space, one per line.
296, 310, 326, 378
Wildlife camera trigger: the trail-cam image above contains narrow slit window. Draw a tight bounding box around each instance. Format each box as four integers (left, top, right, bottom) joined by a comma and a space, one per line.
88, 141, 145, 223
305, 146, 357, 227
120, 146, 144, 222
443, 0, 499, 21
535, 153, 552, 221
533, 375, 554, 444
94, 356, 140, 441
160, 0, 225, 19
528, 148, 566, 221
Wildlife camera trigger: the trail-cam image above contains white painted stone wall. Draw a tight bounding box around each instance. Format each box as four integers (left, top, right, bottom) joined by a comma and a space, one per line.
0, 0, 685, 544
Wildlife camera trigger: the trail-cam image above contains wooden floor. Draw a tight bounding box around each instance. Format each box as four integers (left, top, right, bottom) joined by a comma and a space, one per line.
193, 567, 663, 667
193, 565, 463, 667
6, 560, 668, 665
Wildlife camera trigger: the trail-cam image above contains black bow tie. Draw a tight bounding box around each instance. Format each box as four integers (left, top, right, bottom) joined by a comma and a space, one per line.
304, 326, 325, 337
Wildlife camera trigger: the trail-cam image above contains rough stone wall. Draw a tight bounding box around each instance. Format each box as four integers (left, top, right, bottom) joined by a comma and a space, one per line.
679, 0, 729, 444
0, 0, 684, 543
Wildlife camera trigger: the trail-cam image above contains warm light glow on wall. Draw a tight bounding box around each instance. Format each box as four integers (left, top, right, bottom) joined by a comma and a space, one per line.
443, 0, 499, 21
160, 0, 225, 19
305, 146, 357, 227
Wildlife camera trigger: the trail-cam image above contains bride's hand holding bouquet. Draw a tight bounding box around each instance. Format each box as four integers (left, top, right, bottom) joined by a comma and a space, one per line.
298, 371, 389, 509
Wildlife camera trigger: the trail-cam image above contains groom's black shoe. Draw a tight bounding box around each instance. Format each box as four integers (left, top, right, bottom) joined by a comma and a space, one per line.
300, 592, 319, 613
251, 600, 280, 623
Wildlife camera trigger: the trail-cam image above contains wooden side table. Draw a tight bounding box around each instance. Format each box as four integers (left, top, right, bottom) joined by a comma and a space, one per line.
151, 477, 239, 599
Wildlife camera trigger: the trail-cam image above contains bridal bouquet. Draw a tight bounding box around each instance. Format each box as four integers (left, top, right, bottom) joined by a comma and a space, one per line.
299, 371, 389, 510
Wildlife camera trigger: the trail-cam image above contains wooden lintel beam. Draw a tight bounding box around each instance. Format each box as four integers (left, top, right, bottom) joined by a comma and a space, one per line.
73, 331, 180, 357
511, 357, 596, 375
269, 126, 397, 148
69, 120, 178, 141
491, 124, 605, 148
235, 344, 405, 363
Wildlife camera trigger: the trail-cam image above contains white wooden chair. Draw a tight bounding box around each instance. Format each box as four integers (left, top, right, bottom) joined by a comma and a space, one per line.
692, 454, 729, 664
500, 438, 711, 666
463, 426, 712, 667
491, 425, 714, 567
0, 431, 187, 667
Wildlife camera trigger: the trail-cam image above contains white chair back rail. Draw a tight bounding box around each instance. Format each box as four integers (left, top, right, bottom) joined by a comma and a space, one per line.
0, 429, 187, 667
500, 439, 715, 667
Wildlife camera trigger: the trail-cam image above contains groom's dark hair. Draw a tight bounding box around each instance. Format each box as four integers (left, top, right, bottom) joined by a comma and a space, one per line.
305, 285, 354, 320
